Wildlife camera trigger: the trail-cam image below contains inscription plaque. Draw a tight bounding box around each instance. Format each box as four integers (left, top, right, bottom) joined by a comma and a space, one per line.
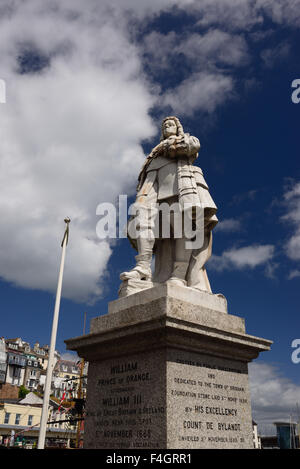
84, 351, 166, 449
166, 350, 253, 449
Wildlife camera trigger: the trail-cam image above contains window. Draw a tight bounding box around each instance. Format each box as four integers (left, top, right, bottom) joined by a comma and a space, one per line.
15, 413, 21, 425
8, 343, 18, 350
4, 413, 10, 424
13, 367, 21, 378
27, 415, 33, 426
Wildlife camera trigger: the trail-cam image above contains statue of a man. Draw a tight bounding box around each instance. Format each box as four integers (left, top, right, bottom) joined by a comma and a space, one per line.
120, 116, 218, 296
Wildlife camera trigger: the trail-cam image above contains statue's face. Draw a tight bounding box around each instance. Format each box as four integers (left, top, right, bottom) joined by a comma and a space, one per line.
163, 119, 177, 138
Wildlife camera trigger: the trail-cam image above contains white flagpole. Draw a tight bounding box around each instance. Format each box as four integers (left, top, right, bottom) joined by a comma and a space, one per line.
37, 218, 71, 449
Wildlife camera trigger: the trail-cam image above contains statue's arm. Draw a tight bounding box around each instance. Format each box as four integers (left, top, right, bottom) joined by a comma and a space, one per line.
188, 135, 200, 154
150, 140, 168, 158
167, 134, 200, 159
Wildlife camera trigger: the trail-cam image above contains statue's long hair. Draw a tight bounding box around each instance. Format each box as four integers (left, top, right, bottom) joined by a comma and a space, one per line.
137, 116, 185, 192
160, 116, 184, 141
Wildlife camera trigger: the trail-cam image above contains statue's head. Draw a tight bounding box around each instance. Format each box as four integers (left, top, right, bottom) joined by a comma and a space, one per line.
160, 116, 184, 141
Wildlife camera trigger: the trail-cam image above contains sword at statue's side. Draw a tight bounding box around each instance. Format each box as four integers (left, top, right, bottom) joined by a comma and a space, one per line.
37, 217, 71, 450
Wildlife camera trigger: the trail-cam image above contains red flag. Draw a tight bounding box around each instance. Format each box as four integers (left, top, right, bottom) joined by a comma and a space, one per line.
58, 391, 66, 412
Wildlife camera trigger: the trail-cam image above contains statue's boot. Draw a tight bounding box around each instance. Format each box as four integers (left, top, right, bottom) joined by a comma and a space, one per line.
167, 261, 189, 286
120, 253, 152, 281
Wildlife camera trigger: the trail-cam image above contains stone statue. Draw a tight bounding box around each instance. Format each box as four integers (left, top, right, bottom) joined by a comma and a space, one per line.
119, 116, 218, 297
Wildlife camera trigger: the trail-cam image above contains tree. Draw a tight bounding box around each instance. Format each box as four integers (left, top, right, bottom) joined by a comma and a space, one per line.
18, 385, 30, 399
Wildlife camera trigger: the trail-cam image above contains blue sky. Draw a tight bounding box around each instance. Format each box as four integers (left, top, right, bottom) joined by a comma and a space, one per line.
0, 0, 300, 434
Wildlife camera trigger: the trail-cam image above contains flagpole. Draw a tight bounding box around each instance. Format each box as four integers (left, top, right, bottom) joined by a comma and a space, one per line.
37, 217, 71, 449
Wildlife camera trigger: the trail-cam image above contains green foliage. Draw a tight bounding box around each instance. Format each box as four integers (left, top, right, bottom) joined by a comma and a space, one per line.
18, 385, 30, 399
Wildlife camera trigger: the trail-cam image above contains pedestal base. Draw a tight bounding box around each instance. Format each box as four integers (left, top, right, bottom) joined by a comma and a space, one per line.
65, 284, 272, 449
118, 278, 156, 298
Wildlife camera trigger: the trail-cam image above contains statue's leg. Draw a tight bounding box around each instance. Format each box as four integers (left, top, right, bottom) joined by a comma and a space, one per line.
129, 235, 155, 280
167, 238, 192, 286
186, 230, 213, 292
153, 239, 174, 283
120, 181, 158, 281
167, 208, 192, 286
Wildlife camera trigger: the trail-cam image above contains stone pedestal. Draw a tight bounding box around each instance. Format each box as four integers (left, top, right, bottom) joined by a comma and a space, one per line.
65, 284, 272, 449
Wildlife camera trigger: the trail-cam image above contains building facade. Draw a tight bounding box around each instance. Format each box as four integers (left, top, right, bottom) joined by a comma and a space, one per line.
0, 336, 87, 448
0, 392, 76, 448
5, 340, 27, 386
52, 359, 83, 400
0, 338, 63, 394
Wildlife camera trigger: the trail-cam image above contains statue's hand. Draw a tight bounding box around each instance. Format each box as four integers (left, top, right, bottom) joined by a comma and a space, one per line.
151, 141, 167, 157
175, 136, 189, 153
166, 136, 178, 157
167, 135, 189, 157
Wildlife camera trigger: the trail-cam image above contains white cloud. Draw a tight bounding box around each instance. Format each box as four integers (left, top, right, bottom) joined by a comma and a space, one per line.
143, 29, 249, 70
0, 1, 156, 303
249, 362, 300, 435
214, 218, 242, 233
142, 29, 249, 116
281, 181, 300, 261
163, 71, 234, 116
288, 269, 300, 280
90, 0, 300, 29
260, 40, 291, 68
286, 234, 300, 261
121, 0, 300, 35
142, 31, 178, 71
189, 0, 300, 30
256, 0, 300, 28
264, 261, 279, 279
208, 244, 275, 271
177, 30, 250, 67
191, 0, 264, 31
